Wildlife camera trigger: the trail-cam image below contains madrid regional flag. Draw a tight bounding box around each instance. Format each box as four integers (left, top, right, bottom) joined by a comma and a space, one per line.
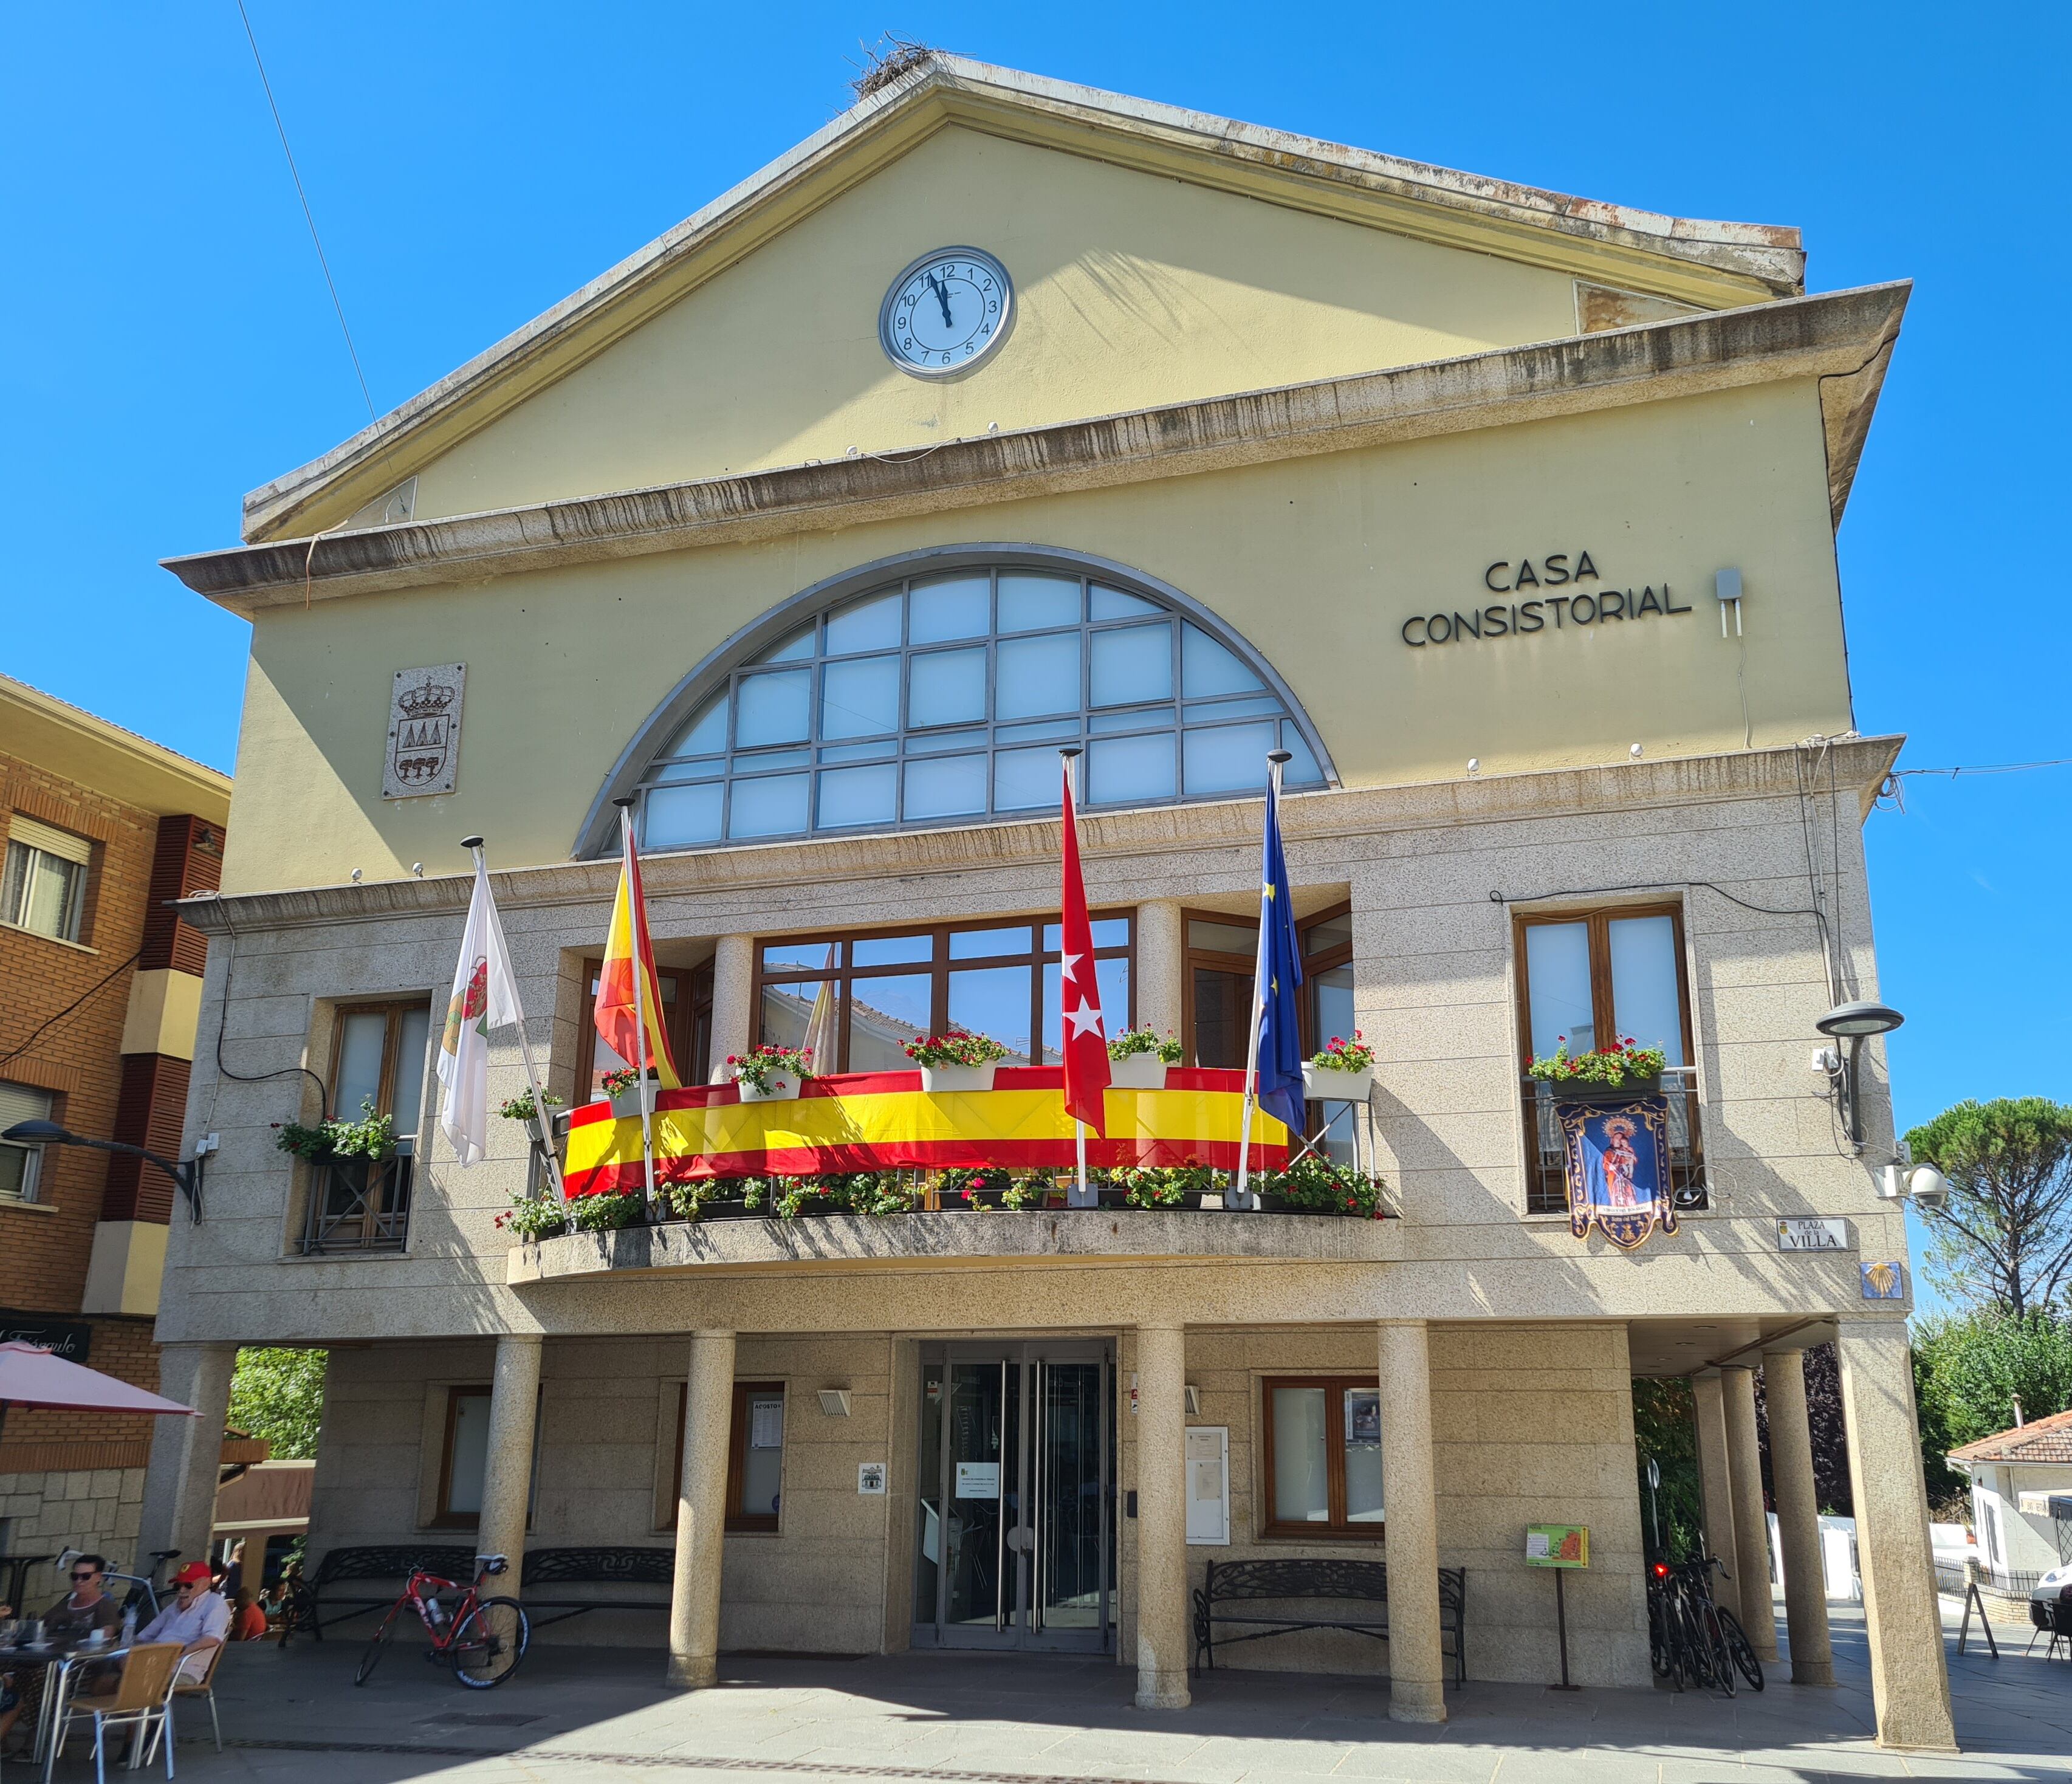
437, 857, 526, 1167
1058, 758, 1111, 1134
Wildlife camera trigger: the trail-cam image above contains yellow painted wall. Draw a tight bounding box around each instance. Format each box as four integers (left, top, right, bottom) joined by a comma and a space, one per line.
221, 378, 1847, 895
408, 126, 1585, 523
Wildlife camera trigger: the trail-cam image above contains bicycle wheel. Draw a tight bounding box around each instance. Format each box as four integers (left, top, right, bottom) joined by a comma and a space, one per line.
354, 1604, 400, 1686
1648, 1591, 1672, 1679
1673, 1596, 1714, 1689
448, 1596, 529, 1689
1701, 1608, 1737, 1697
1717, 1608, 1766, 1692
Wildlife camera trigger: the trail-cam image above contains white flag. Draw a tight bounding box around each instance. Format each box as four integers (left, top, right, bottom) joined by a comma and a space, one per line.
437, 858, 524, 1167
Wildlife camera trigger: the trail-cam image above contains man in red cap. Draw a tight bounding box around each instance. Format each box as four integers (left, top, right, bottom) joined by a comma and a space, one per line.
137, 1562, 230, 1683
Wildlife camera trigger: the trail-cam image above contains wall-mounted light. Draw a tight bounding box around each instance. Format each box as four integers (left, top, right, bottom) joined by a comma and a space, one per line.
1813, 1000, 1905, 1150
817, 1388, 852, 1418
1716, 568, 1745, 637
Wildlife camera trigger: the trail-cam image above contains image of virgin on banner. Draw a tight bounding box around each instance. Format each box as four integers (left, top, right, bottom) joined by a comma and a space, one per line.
1556, 1097, 1678, 1251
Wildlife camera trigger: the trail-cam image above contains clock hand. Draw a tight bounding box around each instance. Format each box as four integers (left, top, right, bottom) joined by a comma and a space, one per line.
927, 273, 954, 330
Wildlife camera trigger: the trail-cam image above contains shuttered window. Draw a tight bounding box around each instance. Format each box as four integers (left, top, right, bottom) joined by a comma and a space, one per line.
0, 1082, 54, 1202
3, 817, 92, 944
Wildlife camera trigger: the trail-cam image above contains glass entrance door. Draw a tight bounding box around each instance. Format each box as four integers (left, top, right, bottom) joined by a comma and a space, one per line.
914, 1343, 1114, 1652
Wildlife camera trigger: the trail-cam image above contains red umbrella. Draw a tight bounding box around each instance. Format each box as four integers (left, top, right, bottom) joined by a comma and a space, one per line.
0, 1340, 196, 1443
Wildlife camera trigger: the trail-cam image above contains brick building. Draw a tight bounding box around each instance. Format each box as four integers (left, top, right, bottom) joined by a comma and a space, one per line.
0, 672, 230, 1596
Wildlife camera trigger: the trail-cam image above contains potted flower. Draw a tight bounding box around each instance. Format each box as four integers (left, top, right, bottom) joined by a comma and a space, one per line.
1107, 1028, 1182, 1090
729, 1043, 814, 1103
602, 1066, 660, 1120
1526, 1036, 1667, 1099
495, 1195, 569, 1243
498, 1088, 564, 1148
904, 1029, 1009, 1093
1303, 1032, 1375, 1102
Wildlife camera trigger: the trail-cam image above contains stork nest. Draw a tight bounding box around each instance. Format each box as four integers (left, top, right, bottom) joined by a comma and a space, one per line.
851, 36, 937, 100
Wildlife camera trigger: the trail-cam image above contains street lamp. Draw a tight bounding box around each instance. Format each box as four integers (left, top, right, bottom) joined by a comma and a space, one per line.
1812, 1000, 1904, 1150
1, 1119, 204, 1222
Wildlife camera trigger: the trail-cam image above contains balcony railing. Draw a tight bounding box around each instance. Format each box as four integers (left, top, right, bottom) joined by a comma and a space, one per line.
1521, 1066, 1707, 1216
301, 1150, 413, 1254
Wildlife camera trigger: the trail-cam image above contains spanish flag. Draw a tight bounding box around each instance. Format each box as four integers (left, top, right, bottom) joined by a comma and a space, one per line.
594, 812, 681, 1089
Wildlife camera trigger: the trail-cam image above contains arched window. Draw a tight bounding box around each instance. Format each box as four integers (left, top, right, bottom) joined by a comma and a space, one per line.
596, 550, 1331, 855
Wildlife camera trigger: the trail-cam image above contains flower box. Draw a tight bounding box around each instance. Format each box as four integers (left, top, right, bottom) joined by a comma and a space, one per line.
1548, 1076, 1661, 1103
736, 1071, 801, 1103
918, 1063, 998, 1094
1109, 1055, 1168, 1091
1302, 1062, 1373, 1102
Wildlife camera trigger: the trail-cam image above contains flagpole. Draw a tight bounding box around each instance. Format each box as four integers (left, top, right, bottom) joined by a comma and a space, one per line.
612, 797, 660, 1219
464, 836, 566, 1203
1232, 752, 1290, 1212
1062, 749, 1092, 1209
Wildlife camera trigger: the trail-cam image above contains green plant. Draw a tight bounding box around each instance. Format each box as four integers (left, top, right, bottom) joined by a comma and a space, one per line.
998, 1172, 1054, 1210
1108, 1162, 1221, 1207
273, 1099, 397, 1163
1526, 1038, 1667, 1089
1268, 1155, 1385, 1217
904, 1030, 1010, 1069
659, 1178, 726, 1222
601, 1067, 642, 1098
815, 1172, 924, 1216
727, 1044, 814, 1092
1906, 1098, 2072, 1316
772, 1179, 823, 1220
930, 1166, 1012, 1207
741, 1178, 769, 1213
1913, 1309, 2072, 1500
1108, 1028, 1182, 1064
1309, 1031, 1374, 1073
498, 1088, 564, 1124
568, 1189, 645, 1232
227, 1347, 327, 1460
496, 1196, 569, 1241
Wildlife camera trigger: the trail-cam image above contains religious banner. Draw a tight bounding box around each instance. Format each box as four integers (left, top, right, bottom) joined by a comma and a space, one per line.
1556, 1096, 1677, 1251
561, 1066, 1290, 1198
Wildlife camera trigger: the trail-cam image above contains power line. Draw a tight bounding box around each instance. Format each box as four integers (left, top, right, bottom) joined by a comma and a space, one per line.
1892, 758, 2072, 779
233, 1, 377, 422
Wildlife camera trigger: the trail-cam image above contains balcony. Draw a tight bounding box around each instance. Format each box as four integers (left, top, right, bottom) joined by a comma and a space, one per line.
301, 1151, 413, 1254
1521, 1066, 1707, 1216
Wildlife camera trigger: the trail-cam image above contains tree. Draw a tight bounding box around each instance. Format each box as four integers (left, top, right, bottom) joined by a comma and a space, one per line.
227, 1347, 328, 1460
1906, 1098, 2072, 1317
1631, 1376, 1705, 1561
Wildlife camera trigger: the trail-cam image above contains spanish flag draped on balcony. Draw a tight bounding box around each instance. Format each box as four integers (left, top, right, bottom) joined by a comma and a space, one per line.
595, 812, 680, 1089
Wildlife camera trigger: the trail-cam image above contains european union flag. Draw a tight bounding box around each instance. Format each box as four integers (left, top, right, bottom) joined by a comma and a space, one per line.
1253, 770, 1306, 1134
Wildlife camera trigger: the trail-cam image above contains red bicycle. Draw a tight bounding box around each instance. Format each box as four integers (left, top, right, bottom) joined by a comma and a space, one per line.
353, 1553, 529, 1689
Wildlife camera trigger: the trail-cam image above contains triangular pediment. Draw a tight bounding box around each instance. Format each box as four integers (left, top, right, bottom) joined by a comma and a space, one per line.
243, 56, 1803, 543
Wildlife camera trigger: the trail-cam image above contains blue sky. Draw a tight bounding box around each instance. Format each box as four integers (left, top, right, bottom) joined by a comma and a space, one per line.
5, 4, 2065, 1295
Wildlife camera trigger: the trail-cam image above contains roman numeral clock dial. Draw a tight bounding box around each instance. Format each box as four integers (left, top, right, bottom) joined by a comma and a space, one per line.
879, 247, 1013, 379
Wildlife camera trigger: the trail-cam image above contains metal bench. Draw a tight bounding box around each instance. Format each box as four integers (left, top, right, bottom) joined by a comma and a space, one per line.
304, 1544, 674, 1638
1192, 1557, 1467, 1685
305, 1545, 478, 1635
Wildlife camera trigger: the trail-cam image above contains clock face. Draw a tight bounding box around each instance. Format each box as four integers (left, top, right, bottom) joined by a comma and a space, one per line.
879, 247, 1013, 379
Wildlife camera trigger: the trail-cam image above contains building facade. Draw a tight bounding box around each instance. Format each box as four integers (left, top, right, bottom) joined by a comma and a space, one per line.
0, 673, 230, 1591
149, 58, 1953, 1749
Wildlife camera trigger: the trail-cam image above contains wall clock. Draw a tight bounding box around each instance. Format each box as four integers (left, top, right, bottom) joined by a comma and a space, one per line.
879, 247, 1013, 379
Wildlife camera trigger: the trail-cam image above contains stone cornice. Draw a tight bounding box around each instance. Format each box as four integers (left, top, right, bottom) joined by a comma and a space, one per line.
177, 735, 1902, 936
163, 284, 1907, 617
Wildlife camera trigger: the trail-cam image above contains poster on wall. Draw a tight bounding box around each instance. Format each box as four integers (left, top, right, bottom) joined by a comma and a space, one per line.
1557, 1096, 1677, 1252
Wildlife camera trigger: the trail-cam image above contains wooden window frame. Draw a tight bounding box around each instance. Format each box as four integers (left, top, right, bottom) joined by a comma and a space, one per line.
750, 913, 1135, 1071
1512, 903, 1701, 1215
327, 998, 433, 1137
1259, 1374, 1385, 1540
580, 958, 712, 1093
668, 1380, 788, 1534
432, 1385, 491, 1527
1180, 902, 1351, 1069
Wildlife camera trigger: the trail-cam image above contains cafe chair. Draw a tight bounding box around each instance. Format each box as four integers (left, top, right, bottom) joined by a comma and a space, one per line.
163, 1641, 225, 1754
52, 1642, 183, 1784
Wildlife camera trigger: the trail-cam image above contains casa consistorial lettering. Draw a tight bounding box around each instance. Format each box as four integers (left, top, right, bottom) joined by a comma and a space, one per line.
1401, 550, 1693, 647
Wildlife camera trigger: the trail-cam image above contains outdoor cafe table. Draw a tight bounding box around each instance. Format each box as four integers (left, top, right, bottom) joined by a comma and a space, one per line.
0, 1632, 131, 1780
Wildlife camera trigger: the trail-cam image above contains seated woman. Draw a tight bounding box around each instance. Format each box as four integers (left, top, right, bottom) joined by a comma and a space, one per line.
0, 1556, 122, 1755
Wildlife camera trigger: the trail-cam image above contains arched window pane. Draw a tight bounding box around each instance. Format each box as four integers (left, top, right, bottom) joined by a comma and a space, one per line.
735, 670, 811, 747
1090, 623, 1173, 708
820, 655, 900, 739
996, 634, 1081, 719
908, 647, 986, 728
909, 575, 990, 643
631, 561, 1327, 849
1182, 623, 1264, 697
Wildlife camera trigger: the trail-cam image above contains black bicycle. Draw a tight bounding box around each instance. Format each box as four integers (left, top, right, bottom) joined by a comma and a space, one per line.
1648, 1555, 1763, 1693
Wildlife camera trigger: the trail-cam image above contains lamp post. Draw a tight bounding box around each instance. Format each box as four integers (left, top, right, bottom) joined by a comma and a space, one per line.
1, 1119, 204, 1221
1813, 1000, 1904, 1149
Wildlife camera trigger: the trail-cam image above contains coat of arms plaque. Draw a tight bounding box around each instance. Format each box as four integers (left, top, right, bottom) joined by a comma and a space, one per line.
385, 664, 465, 798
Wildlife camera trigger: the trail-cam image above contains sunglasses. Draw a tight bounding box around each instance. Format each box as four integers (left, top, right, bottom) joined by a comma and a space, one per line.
70, 1572, 99, 1582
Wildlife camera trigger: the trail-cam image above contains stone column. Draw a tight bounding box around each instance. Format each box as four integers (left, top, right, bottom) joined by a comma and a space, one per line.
1377, 1321, 1447, 1722
1763, 1347, 1834, 1686
1134, 899, 1183, 1043
137, 1342, 236, 1570
1133, 1323, 1189, 1709
476, 1334, 542, 1594
1720, 1365, 1778, 1661
708, 935, 755, 1079
668, 1330, 736, 1687
1836, 1319, 1957, 1752
1690, 1371, 1742, 1620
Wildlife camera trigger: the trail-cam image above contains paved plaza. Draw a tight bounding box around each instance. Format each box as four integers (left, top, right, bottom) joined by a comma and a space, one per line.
91, 1600, 2064, 1784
